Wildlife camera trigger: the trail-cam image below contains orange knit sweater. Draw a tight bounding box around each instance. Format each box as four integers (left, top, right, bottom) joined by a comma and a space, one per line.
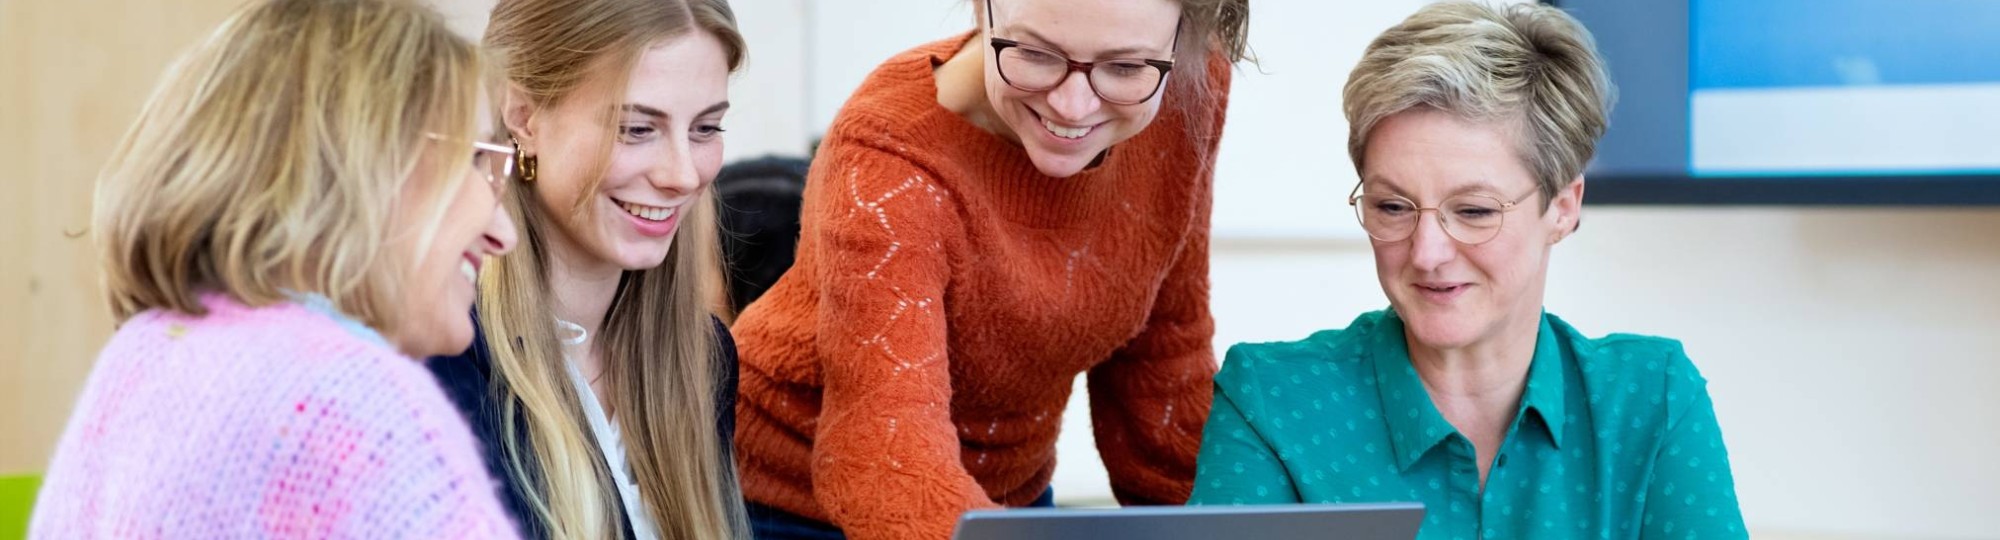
732, 32, 1229, 540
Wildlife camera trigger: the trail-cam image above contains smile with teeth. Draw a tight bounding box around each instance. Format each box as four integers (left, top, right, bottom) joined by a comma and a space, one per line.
619, 200, 677, 222
459, 257, 478, 284
1041, 118, 1092, 139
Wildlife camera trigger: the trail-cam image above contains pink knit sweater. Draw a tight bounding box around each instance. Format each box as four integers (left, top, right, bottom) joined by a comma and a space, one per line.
32, 293, 518, 538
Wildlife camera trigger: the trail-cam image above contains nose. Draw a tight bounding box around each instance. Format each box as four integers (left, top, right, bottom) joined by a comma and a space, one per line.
1406, 210, 1458, 272
650, 137, 701, 196
480, 200, 519, 256
1043, 70, 1102, 122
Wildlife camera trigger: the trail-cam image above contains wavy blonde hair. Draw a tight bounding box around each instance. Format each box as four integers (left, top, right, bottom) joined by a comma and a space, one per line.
94, 0, 482, 335
476, 0, 749, 538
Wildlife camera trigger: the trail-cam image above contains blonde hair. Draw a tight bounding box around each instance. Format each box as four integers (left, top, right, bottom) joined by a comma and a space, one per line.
1342, 1, 1613, 207
477, 0, 749, 538
94, 0, 482, 333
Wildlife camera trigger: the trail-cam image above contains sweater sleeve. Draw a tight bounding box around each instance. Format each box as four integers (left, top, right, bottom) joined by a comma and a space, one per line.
1083, 61, 1229, 506
805, 145, 993, 540
1083, 184, 1217, 505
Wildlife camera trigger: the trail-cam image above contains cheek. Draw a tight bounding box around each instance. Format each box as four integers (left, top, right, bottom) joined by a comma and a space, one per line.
1370, 243, 1411, 281
1109, 102, 1163, 139
694, 144, 724, 187
1467, 234, 1545, 290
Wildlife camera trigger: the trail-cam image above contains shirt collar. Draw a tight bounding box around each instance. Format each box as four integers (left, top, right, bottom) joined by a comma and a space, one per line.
287, 290, 393, 350
1373, 309, 1569, 473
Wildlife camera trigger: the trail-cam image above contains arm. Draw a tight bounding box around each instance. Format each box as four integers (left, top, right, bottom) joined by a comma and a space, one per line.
1188, 352, 1301, 505
1084, 83, 1226, 504
1084, 197, 1218, 505
806, 147, 992, 540
1640, 355, 1747, 539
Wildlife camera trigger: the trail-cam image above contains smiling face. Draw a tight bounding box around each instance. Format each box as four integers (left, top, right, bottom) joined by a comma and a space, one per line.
386, 100, 521, 358
508, 31, 731, 272
981, 0, 1180, 178
1361, 108, 1582, 352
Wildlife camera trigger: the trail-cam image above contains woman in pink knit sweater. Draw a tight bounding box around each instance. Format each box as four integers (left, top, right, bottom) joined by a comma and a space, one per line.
32, 0, 522, 537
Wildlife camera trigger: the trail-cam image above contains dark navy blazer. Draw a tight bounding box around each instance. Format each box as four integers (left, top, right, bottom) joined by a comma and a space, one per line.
427, 315, 739, 539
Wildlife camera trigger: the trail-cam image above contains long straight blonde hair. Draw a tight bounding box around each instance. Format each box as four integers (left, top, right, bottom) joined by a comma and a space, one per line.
93, 0, 481, 332
476, 0, 749, 538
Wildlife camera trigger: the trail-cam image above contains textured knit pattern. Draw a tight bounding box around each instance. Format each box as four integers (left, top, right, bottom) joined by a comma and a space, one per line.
731, 32, 1230, 540
1189, 309, 1747, 539
32, 293, 519, 539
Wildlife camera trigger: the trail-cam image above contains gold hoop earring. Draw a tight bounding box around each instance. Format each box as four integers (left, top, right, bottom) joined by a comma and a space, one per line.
512, 137, 537, 182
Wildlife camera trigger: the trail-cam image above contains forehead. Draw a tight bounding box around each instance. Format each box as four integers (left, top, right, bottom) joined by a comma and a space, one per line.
560, 32, 731, 115
1361, 109, 1536, 196
990, 0, 1180, 56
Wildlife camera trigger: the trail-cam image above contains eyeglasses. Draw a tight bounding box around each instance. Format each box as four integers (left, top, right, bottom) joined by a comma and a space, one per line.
425, 133, 515, 200
985, 0, 1178, 105
1347, 182, 1540, 245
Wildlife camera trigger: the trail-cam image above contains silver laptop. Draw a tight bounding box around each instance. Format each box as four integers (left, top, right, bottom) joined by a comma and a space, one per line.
952, 502, 1425, 540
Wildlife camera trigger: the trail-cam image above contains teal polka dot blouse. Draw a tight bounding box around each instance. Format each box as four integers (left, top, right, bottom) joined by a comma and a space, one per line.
1189, 309, 1746, 539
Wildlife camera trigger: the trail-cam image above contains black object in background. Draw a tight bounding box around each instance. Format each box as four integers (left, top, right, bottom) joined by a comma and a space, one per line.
716, 155, 810, 314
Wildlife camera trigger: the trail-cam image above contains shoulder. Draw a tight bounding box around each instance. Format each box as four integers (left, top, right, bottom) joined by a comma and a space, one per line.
1217, 311, 1391, 399
821, 34, 969, 162
1550, 314, 1712, 421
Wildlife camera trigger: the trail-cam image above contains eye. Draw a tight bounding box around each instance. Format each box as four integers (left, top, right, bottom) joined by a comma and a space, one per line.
618, 124, 657, 144
1102, 61, 1150, 78
693, 123, 726, 141
1452, 205, 1501, 220
1370, 198, 1414, 216
1014, 46, 1064, 65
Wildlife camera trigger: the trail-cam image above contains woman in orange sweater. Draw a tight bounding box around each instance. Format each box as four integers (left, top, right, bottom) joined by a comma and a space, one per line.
729, 1, 1252, 538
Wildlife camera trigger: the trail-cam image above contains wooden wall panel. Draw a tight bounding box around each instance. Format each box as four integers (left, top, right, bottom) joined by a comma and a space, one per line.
1, 0, 252, 473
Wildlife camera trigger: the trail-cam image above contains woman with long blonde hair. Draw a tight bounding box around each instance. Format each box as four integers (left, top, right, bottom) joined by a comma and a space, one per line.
424, 0, 750, 538
33, 0, 520, 536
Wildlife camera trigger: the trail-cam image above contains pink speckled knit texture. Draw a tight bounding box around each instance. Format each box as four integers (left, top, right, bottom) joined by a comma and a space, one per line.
31, 293, 518, 539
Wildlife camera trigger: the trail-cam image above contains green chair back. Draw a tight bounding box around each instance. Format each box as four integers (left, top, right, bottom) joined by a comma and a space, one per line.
0, 473, 40, 540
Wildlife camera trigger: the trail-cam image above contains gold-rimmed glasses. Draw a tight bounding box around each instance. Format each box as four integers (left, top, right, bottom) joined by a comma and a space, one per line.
1347, 182, 1541, 245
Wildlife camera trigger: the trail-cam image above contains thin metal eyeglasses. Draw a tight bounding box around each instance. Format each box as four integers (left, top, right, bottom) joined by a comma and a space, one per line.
1347, 182, 1541, 245
425, 132, 515, 200
985, 0, 1179, 105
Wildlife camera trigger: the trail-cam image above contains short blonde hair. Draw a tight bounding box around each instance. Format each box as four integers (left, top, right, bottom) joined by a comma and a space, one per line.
94, 0, 484, 329
1342, 1, 1613, 207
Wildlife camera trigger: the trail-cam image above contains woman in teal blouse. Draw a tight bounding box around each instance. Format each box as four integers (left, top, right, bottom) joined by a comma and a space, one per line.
1188, 2, 1747, 538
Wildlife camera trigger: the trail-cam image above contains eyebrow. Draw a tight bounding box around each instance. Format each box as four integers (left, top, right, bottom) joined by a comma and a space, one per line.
1364, 177, 1507, 199
620, 101, 732, 120
1013, 27, 1162, 59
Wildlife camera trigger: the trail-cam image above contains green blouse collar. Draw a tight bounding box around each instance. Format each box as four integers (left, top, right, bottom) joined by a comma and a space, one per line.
1369, 308, 1570, 472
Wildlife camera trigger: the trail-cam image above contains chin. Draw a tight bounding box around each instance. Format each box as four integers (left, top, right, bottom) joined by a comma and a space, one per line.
1392, 303, 1488, 351
608, 242, 675, 271
1023, 141, 1109, 178
1027, 153, 1089, 178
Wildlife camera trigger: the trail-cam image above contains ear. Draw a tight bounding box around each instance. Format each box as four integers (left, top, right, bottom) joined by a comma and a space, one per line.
501, 82, 540, 154
1550, 175, 1585, 243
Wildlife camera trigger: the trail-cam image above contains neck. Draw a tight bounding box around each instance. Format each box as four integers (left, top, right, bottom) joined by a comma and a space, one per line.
936, 33, 1017, 143
544, 228, 622, 357
1404, 309, 1543, 408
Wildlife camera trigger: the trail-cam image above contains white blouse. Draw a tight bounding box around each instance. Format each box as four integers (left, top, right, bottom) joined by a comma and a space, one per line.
563, 356, 660, 540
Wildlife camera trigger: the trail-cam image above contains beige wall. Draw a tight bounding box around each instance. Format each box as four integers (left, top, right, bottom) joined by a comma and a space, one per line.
1, 0, 252, 474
